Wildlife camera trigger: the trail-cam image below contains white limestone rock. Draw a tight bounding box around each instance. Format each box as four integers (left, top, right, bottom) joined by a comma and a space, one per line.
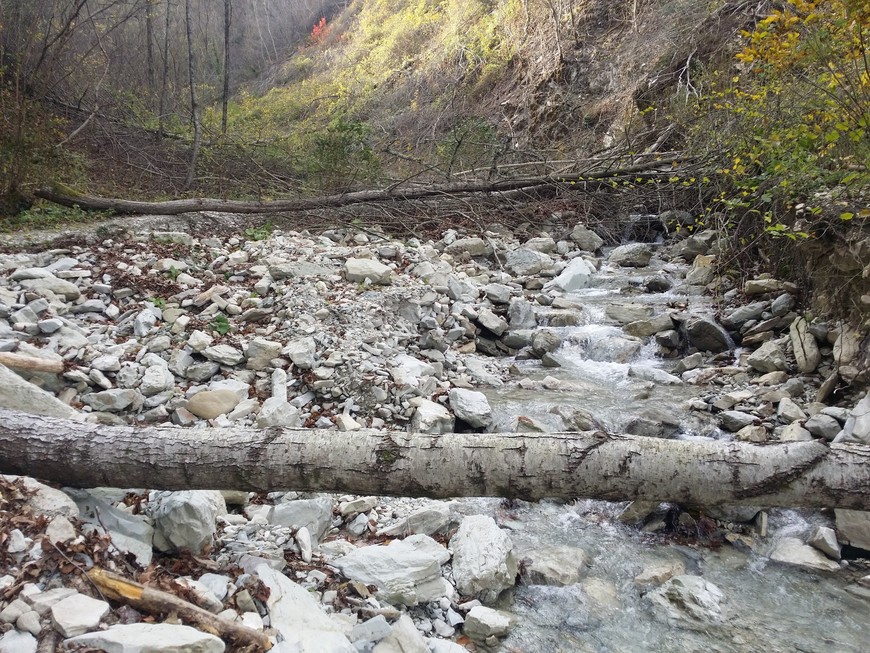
789, 316, 821, 373
270, 497, 334, 541
187, 330, 213, 353
833, 392, 870, 445
377, 503, 454, 537
448, 388, 492, 428
463, 606, 515, 641
546, 256, 596, 292
151, 490, 226, 554
409, 398, 454, 434
45, 516, 76, 544
608, 243, 652, 267
444, 238, 491, 258
645, 575, 727, 630
202, 344, 244, 366
19, 275, 80, 301
283, 337, 317, 369
477, 307, 508, 336
521, 545, 590, 586
808, 526, 841, 560
345, 258, 392, 285
834, 508, 870, 552
0, 630, 36, 653
0, 364, 81, 420
505, 248, 553, 276
50, 593, 110, 637
139, 365, 175, 396
0, 476, 78, 519
777, 397, 807, 423
82, 389, 143, 413
132, 309, 158, 337
570, 224, 604, 252
769, 537, 840, 572
256, 397, 302, 428
389, 354, 435, 388
334, 534, 451, 606
371, 614, 428, 653
450, 515, 517, 603
747, 341, 788, 373
255, 565, 353, 651
245, 338, 282, 370
63, 623, 225, 653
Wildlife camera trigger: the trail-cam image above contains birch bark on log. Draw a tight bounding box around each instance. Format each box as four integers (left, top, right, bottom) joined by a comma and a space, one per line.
0, 408, 868, 508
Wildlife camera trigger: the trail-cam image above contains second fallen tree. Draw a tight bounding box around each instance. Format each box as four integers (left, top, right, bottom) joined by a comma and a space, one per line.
0, 408, 868, 509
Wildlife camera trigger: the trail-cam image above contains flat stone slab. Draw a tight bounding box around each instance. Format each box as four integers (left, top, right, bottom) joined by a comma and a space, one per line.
50, 593, 110, 637
63, 623, 225, 652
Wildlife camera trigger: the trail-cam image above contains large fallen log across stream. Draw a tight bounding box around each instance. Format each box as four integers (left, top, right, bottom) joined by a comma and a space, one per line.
34, 156, 688, 215
1, 409, 868, 509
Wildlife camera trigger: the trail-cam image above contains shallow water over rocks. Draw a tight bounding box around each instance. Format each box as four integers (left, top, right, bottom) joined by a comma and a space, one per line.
456, 250, 869, 653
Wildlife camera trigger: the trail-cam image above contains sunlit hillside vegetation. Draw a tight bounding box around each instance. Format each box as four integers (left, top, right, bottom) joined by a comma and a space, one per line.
1, 0, 867, 247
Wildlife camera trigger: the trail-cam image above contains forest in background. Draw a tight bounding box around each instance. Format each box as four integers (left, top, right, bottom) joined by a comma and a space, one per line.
0, 0, 867, 301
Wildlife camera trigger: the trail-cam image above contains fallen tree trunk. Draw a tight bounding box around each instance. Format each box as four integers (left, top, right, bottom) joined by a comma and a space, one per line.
1, 409, 868, 509
0, 352, 64, 374
34, 155, 688, 216
88, 569, 272, 650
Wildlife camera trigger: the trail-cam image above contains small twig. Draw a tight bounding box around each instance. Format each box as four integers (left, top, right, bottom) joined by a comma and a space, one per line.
49, 540, 108, 602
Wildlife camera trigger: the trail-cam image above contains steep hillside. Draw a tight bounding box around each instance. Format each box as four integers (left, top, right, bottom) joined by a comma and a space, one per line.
237, 0, 736, 185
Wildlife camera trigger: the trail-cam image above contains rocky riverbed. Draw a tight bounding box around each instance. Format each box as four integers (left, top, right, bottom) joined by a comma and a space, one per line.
0, 213, 868, 652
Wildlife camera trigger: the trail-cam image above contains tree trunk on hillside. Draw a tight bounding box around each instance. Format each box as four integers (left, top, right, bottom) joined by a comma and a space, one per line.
146, 0, 156, 92
221, 0, 231, 135
35, 154, 689, 215
183, 0, 202, 189
157, 0, 172, 141
0, 409, 868, 509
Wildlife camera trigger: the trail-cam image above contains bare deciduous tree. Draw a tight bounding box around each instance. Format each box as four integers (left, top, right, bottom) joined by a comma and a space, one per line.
183, 0, 201, 189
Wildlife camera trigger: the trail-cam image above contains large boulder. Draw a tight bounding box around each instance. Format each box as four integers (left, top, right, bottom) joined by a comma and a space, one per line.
450, 515, 517, 603
0, 364, 81, 420
769, 537, 840, 572
747, 341, 788, 373
685, 318, 732, 353
645, 575, 727, 630
345, 258, 392, 285
256, 565, 353, 651
570, 225, 604, 252
833, 392, 870, 444
63, 624, 225, 653
834, 509, 870, 552
448, 388, 492, 428
186, 390, 241, 419
151, 490, 226, 554
334, 534, 451, 606
608, 244, 652, 267
789, 317, 821, 373
409, 398, 454, 434
269, 497, 334, 541
545, 257, 596, 292
505, 249, 553, 276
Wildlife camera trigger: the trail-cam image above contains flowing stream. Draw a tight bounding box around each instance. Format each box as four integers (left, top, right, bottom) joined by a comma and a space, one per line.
449, 253, 870, 653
